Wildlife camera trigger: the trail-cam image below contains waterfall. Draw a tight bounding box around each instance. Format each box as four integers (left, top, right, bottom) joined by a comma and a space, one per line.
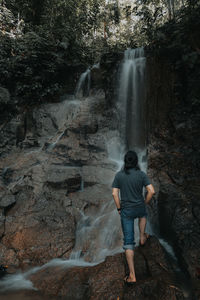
69, 200, 122, 262
117, 48, 180, 257
75, 68, 91, 98
118, 48, 146, 157
69, 49, 149, 262
106, 48, 147, 174
116, 47, 152, 238
75, 63, 100, 98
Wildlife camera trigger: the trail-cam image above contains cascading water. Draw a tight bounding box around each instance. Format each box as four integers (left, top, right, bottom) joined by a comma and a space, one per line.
69, 63, 124, 262
117, 48, 181, 260
117, 48, 147, 165
69, 201, 122, 262
75, 63, 100, 98
75, 68, 91, 98
115, 47, 152, 239
69, 49, 150, 262
105, 49, 148, 176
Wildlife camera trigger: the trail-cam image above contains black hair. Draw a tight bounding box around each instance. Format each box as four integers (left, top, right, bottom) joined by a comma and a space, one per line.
123, 150, 140, 174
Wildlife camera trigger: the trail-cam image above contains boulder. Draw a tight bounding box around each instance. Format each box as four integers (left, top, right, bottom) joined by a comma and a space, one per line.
0, 193, 16, 208
46, 165, 82, 192
2, 208, 75, 266
82, 164, 116, 186
29, 237, 185, 300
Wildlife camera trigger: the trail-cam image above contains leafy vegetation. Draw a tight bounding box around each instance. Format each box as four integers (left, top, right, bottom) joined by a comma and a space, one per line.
146, 0, 200, 107
0, 31, 66, 103
0, 0, 200, 105
0, 0, 105, 103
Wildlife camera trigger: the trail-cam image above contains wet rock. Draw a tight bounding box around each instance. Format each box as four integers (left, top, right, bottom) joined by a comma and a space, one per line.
148, 122, 200, 290
68, 184, 112, 211
147, 56, 200, 298
31, 99, 82, 146
0, 194, 16, 208
0, 243, 19, 266
69, 115, 99, 135
0, 94, 116, 267
82, 164, 116, 186
29, 237, 185, 300
2, 208, 75, 265
46, 165, 82, 192
0, 213, 5, 237
0, 174, 76, 265
123, 278, 184, 300
0, 118, 20, 155
29, 253, 124, 299
91, 67, 103, 90
0, 290, 58, 300
21, 136, 39, 148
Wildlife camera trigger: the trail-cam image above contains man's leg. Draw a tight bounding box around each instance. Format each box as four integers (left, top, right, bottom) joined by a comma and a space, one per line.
138, 217, 148, 245
121, 211, 136, 282
125, 249, 136, 282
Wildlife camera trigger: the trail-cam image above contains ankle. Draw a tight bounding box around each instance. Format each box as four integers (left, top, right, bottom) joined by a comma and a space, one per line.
129, 272, 136, 278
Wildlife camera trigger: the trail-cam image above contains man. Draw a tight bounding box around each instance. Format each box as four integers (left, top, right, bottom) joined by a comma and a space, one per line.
112, 150, 155, 284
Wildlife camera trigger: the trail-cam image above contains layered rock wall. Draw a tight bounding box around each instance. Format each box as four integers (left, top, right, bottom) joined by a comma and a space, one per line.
146, 53, 200, 296
0, 91, 122, 267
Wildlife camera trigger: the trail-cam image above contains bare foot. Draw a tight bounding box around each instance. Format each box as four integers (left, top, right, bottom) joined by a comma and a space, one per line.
139, 232, 149, 246
124, 275, 136, 283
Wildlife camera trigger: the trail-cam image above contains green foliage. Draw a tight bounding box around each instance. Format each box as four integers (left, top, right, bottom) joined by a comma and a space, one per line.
0, 0, 105, 103
0, 30, 69, 103
147, 1, 200, 104
1, 0, 200, 105
149, 2, 200, 62
0, 4, 16, 31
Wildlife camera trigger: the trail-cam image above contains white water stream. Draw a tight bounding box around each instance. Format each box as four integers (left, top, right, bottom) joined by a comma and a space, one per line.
117, 48, 146, 150
75, 68, 91, 98
116, 47, 152, 241
117, 49, 180, 258
74, 63, 99, 98
69, 49, 152, 262
0, 259, 98, 293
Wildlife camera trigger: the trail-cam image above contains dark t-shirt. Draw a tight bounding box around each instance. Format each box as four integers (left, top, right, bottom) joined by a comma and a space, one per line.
112, 168, 151, 209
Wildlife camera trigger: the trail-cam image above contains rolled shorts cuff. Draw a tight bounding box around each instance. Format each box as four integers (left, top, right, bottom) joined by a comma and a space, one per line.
123, 244, 135, 250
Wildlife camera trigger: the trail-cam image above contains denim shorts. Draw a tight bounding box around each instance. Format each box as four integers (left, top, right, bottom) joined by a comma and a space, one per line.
120, 205, 147, 250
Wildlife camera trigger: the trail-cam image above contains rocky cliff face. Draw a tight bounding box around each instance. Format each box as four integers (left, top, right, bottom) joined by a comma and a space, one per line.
0, 87, 122, 267
146, 55, 200, 297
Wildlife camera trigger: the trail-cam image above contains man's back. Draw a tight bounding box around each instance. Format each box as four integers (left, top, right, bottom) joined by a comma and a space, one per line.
112, 168, 151, 208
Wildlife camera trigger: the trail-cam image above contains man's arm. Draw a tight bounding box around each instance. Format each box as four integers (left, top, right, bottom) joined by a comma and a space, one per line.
145, 184, 155, 204
112, 188, 121, 211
